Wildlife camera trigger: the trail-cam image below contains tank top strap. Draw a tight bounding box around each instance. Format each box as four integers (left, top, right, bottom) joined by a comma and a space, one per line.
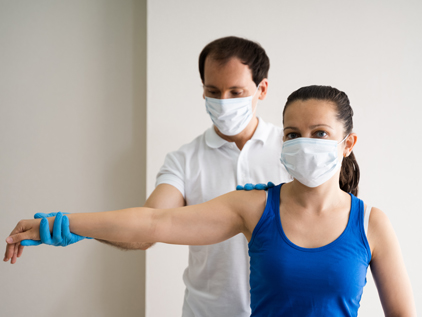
269, 183, 282, 218
249, 183, 283, 247
349, 193, 364, 232
348, 193, 372, 262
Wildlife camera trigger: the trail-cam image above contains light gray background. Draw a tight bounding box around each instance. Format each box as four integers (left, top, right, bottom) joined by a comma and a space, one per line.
1, 1, 146, 316
1, 1, 421, 316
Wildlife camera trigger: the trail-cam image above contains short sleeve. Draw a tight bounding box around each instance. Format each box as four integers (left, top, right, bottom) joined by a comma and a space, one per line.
155, 150, 185, 198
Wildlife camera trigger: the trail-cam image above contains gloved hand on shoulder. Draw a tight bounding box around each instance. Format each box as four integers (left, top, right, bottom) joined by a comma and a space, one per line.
236, 182, 275, 191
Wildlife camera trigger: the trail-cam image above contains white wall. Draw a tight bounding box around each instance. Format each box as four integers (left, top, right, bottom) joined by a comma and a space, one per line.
146, 0, 422, 316
0, 1, 147, 316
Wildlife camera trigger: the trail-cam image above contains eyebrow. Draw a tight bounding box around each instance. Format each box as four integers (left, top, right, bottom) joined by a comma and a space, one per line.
283, 124, 333, 131
204, 85, 246, 90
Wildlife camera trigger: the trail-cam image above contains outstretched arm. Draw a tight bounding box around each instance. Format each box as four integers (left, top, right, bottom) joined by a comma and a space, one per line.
5, 190, 266, 261
368, 207, 416, 316
15, 182, 270, 255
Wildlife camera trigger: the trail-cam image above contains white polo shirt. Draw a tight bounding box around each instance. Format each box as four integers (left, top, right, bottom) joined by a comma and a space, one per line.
156, 118, 291, 317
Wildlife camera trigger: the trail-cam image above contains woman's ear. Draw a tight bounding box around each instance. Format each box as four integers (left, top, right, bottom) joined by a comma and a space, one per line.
344, 133, 358, 157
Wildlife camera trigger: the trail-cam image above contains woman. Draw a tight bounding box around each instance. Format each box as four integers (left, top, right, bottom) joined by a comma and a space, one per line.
4, 86, 416, 316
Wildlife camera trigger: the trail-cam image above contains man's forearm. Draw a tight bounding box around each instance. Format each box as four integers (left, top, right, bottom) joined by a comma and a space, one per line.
96, 239, 154, 251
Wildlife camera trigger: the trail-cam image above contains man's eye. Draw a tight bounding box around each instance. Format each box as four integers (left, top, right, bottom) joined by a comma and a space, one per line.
230, 90, 243, 97
286, 133, 299, 139
315, 131, 327, 138
207, 91, 218, 95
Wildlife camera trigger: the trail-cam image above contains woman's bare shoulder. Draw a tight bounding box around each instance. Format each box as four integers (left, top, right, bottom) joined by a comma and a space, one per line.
224, 189, 267, 212
366, 206, 396, 258
368, 206, 391, 234
223, 190, 268, 240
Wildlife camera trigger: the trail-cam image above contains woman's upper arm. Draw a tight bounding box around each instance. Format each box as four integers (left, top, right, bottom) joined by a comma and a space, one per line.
368, 207, 416, 316
153, 190, 266, 246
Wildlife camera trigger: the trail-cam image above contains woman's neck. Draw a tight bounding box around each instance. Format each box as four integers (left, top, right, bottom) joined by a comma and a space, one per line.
281, 176, 348, 215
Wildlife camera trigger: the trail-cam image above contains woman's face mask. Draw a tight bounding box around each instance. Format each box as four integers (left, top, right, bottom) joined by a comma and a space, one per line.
280, 135, 348, 188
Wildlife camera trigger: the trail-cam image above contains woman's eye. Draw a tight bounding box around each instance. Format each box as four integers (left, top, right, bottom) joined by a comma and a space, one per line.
315, 131, 327, 138
286, 133, 299, 139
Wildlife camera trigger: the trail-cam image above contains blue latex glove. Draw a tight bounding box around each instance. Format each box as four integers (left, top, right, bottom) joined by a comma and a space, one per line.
20, 212, 91, 247
236, 182, 275, 191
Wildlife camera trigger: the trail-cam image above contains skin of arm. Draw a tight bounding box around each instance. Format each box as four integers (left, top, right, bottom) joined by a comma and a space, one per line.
5, 190, 266, 261
97, 184, 186, 250
367, 207, 417, 316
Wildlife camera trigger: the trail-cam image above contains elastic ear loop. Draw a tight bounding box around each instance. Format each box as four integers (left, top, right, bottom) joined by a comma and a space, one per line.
340, 134, 351, 157
339, 133, 350, 144
252, 83, 261, 98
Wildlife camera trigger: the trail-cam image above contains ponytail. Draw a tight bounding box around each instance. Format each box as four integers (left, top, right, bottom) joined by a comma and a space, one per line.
340, 151, 360, 196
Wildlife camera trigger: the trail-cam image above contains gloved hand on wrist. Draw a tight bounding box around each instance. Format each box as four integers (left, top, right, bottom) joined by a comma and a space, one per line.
20, 212, 91, 247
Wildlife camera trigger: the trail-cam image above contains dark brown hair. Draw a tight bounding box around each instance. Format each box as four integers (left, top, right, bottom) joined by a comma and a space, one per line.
283, 85, 360, 196
198, 36, 270, 86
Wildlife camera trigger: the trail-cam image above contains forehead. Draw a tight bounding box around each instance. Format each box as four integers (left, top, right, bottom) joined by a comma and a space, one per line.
284, 99, 340, 126
203, 57, 254, 87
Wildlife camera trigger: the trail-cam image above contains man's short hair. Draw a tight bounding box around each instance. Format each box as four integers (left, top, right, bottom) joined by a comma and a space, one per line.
198, 36, 270, 86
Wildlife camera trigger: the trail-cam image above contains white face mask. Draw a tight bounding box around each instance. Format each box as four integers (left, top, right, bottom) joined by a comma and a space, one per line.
280, 135, 348, 188
204, 85, 260, 136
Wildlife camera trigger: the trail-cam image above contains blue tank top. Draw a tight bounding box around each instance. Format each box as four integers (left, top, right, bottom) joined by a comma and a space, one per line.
248, 184, 371, 317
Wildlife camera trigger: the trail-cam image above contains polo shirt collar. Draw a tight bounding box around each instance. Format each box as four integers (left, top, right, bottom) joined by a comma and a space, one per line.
252, 117, 271, 144
205, 117, 271, 149
205, 126, 227, 149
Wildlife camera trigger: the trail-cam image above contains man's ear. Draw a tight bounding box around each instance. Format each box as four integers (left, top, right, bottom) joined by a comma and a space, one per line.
344, 133, 358, 157
258, 79, 269, 101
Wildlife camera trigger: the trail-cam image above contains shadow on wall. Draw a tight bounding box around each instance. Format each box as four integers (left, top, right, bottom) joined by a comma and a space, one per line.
91, 1, 147, 315
49, 1, 147, 315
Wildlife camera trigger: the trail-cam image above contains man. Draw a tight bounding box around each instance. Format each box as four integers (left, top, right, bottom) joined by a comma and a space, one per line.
22, 36, 291, 316
141, 36, 291, 316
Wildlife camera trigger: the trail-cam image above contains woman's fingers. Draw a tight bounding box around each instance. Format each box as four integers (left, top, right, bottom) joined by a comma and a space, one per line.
4, 242, 20, 264
17, 244, 24, 258
4, 242, 15, 262
4, 225, 18, 262
6, 231, 36, 245
7, 219, 41, 243
4, 219, 41, 263
11, 243, 19, 264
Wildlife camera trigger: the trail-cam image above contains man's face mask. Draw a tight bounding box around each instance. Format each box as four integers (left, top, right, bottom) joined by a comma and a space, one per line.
204, 85, 260, 136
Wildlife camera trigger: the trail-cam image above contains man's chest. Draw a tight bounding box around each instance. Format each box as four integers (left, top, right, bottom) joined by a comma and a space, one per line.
184, 144, 288, 205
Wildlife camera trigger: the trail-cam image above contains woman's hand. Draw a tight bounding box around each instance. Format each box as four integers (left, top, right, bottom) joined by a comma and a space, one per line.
4, 218, 44, 264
